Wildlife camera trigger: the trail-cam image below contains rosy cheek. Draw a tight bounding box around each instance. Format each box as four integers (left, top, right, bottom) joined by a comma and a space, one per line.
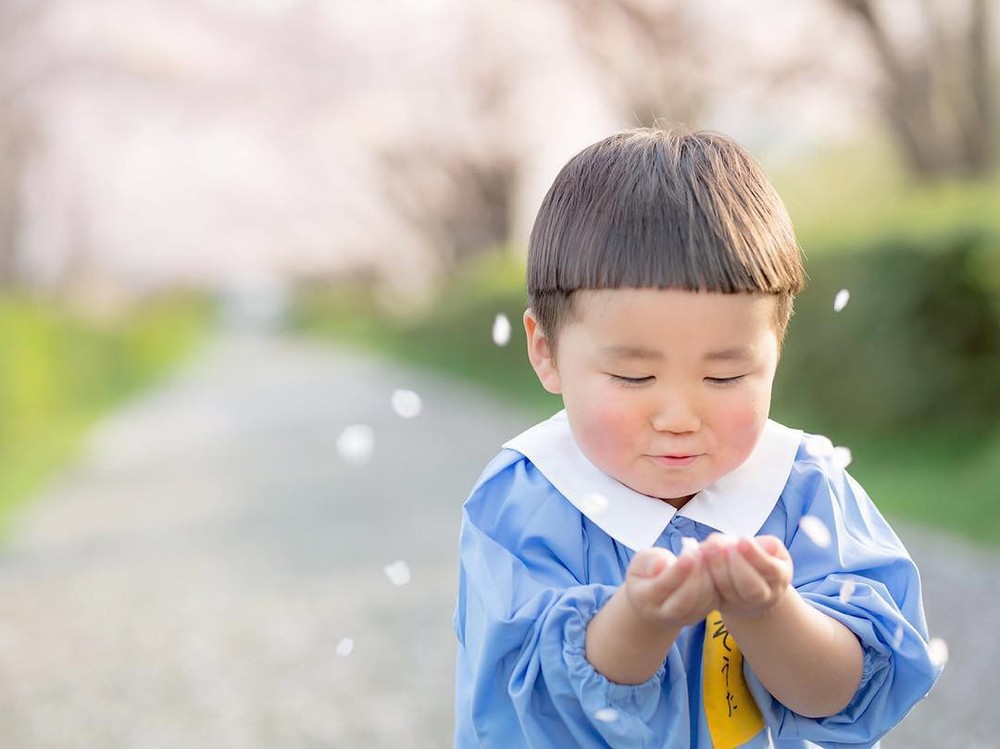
729, 405, 763, 435
587, 404, 630, 446
575, 397, 634, 462
723, 402, 768, 459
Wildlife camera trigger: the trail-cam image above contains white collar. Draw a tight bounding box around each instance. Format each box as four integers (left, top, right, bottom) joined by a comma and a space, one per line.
503, 410, 802, 550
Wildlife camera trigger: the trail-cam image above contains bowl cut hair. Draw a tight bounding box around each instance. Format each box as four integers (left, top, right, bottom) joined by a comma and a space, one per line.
527, 127, 806, 346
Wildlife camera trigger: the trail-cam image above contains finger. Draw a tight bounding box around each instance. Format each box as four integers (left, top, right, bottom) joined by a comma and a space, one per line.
736, 537, 780, 575
756, 535, 792, 562
728, 543, 772, 605
657, 553, 718, 621
691, 553, 723, 613
628, 547, 676, 578
628, 548, 688, 605
700, 532, 737, 554
737, 537, 792, 587
700, 535, 737, 599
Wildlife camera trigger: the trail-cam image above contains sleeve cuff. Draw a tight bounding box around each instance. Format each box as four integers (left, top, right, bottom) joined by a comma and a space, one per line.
561, 586, 668, 720
800, 593, 892, 713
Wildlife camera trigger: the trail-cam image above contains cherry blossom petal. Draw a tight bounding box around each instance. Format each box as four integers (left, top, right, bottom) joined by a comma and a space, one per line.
833, 446, 853, 469
834, 289, 851, 312
928, 638, 949, 669
336, 424, 375, 465
492, 313, 512, 346
335, 637, 354, 657
839, 579, 856, 604
798, 515, 832, 548
579, 492, 610, 516
391, 389, 423, 419
680, 536, 700, 556
384, 560, 412, 586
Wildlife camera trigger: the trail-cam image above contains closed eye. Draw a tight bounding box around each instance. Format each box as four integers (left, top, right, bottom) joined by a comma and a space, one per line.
706, 375, 745, 385
611, 374, 654, 387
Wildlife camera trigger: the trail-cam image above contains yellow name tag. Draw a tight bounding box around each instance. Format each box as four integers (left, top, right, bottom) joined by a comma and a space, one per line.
703, 611, 765, 748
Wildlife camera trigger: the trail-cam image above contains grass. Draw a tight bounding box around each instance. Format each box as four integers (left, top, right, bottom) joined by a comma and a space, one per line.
839, 429, 1000, 548
0, 293, 211, 532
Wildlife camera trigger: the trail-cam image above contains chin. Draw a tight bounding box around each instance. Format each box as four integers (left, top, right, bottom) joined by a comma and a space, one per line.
639, 479, 700, 502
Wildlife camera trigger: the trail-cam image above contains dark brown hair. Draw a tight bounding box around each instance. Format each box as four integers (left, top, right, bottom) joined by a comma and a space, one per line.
527, 127, 806, 347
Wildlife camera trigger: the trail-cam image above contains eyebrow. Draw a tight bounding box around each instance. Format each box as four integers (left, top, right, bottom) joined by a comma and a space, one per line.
600, 345, 753, 362
600, 345, 663, 360
703, 347, 753, 362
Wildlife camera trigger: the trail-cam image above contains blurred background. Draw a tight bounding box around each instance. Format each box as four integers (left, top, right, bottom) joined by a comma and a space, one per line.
0, 0, 998, 747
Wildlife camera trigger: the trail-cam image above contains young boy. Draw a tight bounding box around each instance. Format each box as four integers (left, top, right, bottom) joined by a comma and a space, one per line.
452, 128, 942, 748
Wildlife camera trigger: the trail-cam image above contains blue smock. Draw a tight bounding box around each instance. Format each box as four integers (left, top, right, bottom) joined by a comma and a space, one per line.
453, 411, 942, 748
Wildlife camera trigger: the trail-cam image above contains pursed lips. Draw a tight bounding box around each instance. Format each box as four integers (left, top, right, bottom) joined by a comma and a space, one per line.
649, 453, 702, 467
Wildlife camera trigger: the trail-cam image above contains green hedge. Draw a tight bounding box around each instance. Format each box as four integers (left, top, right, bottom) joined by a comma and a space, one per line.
774, 231, 1000, 435
299, 232, 1000, 438
0, 294, 209, 527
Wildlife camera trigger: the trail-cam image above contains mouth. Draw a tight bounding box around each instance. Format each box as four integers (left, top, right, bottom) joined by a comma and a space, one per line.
650, 454, 702, 467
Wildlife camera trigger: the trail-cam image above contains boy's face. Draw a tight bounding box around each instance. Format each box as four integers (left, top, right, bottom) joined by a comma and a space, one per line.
525, 289, 780, 509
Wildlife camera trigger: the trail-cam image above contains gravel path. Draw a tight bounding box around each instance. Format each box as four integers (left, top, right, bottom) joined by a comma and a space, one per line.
0, 332, 994, 748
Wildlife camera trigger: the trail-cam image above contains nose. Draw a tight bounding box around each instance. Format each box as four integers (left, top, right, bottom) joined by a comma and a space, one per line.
650, 394, 701, 434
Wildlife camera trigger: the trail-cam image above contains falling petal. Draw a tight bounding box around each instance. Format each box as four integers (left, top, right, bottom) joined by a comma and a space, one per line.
798, 515, 832, 548
928, 637, 949, 669
680, 536, 700, 556
839, 579, 856, 604
579, 492, 610, 516
336, 424, 375, 465
336, 637, 354, 657
892, 624, 905, 649
384, 560, 411, 586
492, 313, 512, 346
833, 446, 853, 469
391, 389, 423, 419
593, 708, 620, 723
834, 289, 851, 312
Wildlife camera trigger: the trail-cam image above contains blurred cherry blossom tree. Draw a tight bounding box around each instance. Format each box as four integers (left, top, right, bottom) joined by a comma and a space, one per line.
555, 0, 997, 181
831, 0, 995, 179
0, 0, 49, 288
555, 0, 713, 127
0, 0, 994, 305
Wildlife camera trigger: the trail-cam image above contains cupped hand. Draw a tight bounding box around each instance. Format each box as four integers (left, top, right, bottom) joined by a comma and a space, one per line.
699, 533, 794, 618
624, 546, 720, 629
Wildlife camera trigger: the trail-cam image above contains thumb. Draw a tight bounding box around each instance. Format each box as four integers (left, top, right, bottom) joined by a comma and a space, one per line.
630, 547, 675, 578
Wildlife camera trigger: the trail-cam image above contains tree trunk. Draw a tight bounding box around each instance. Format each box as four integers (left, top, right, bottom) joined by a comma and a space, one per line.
0, 112, 25, 288
836, 0, 996, 180
960, 0, 995, 175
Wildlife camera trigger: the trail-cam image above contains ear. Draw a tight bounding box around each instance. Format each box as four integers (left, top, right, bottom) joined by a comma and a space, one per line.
523, 309, 562, 394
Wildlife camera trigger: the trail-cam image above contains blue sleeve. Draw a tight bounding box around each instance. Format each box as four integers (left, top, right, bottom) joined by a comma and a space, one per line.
748, 444, 944, 748
453, 453, 687, 748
